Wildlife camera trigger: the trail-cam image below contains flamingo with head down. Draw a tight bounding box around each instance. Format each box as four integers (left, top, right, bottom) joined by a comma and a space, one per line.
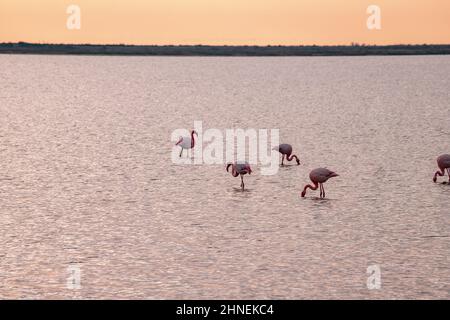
175, 130, 198, 157
433, 154, 450, 184
273, 144, 300, 166
226, 161, 252, 190
301, 168, 339, 198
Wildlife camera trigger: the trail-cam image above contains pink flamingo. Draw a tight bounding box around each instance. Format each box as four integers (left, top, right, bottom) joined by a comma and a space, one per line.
226, 161, 253, 190
301, 168, 339, 198
433, 154, 450, 183
273, 144, 300, 165
175, 130, 198, 157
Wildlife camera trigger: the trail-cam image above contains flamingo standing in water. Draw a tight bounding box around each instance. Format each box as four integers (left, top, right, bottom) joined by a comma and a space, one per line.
301, 168, 339, 198
226, 161, 252, 190
273, 144, 300, 165
175, 130, 198, 157
433, 154, 450, 183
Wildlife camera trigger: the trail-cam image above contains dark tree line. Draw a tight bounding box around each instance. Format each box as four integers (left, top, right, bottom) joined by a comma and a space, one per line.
1, 42, 450, 56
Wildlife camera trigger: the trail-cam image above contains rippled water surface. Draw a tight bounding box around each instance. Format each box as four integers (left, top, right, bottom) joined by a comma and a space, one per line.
0, 55, 449, 299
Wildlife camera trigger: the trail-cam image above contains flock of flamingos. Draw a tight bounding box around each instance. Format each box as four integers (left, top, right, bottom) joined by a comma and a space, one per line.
176, 130, 450, 198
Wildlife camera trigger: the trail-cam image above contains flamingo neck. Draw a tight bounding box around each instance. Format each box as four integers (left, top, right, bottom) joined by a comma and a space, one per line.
434, 169, 445, 180
303, 182, 319, 193
286, 154, 299, 162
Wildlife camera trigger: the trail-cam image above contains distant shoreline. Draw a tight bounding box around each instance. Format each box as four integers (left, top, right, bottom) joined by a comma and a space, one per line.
1, 42, 450, 56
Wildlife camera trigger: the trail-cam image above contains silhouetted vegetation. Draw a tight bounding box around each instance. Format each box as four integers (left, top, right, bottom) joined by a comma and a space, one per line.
1, 42, 450, 56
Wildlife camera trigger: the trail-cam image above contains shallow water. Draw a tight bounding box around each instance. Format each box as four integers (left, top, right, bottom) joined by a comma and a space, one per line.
0, 54, 449, 299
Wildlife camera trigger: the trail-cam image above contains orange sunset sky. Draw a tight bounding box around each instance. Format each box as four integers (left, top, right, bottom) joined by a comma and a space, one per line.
1, 0, 449, 45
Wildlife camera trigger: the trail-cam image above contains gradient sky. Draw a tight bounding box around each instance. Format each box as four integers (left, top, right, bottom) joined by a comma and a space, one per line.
1, 0, 449, 45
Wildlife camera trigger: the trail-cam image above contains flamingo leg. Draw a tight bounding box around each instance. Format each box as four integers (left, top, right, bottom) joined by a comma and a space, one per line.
447, 168, 450, 182
322, 184, 326, 198
179, 148, 183, 157
319, 183, 323, 198
240, 175, 244, 190
281, 155, 285, 166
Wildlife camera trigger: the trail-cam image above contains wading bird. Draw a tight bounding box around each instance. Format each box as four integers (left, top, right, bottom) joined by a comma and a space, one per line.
226, 161, 252, 190
273, 144, 300, 165
175, 130, 198, 157
301, 168, 339, 198
433, 154, 450, 183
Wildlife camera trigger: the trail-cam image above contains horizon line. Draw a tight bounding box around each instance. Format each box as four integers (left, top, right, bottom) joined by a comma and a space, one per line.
2, 42, 450, 47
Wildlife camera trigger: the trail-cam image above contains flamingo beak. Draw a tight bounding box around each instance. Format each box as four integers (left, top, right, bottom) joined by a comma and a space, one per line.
331, 173, 339, 178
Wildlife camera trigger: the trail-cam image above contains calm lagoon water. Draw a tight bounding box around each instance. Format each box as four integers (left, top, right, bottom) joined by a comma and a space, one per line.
0, 54, 449, 299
